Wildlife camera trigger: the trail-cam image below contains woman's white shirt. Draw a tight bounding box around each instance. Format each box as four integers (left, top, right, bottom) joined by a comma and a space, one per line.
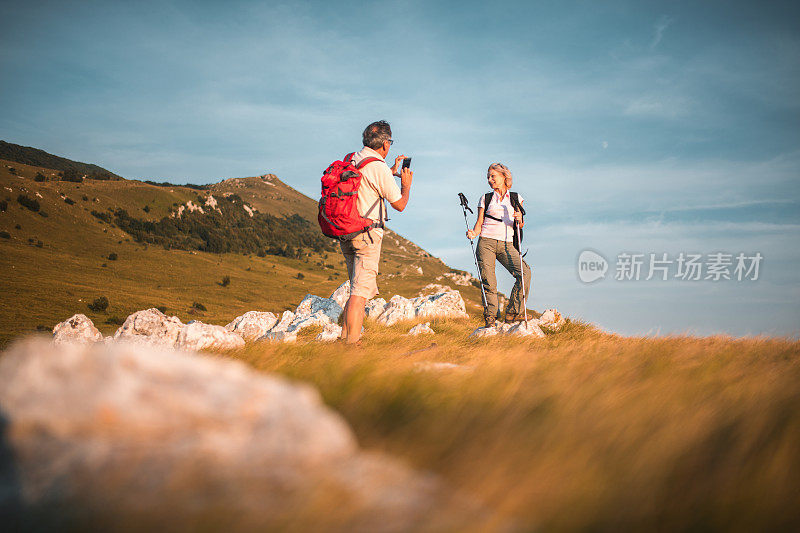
478, 190, 523, 243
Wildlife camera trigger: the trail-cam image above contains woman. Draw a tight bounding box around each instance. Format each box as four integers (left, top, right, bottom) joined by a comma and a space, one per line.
466, 163, 531, 328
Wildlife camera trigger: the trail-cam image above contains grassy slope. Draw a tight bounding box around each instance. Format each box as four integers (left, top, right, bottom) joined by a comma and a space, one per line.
0, 159, 473, 345
229, 320, 800, 532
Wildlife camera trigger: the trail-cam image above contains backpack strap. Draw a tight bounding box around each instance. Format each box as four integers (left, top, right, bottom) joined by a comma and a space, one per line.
343, 152, 355, 164
509, 191, 524, 253
354, 156, 381, 170
483, 192, 503, 222
509, 192, 525, 216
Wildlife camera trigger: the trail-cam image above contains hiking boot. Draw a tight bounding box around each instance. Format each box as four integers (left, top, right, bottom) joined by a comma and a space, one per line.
484, 316, 496, 328
504, 312, 523, 323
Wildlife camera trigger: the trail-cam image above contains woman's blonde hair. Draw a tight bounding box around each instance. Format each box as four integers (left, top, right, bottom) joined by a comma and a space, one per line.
487, 163, 513, 188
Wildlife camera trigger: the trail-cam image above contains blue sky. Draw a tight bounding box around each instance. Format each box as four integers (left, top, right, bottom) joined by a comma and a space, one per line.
2, 0, 798, 336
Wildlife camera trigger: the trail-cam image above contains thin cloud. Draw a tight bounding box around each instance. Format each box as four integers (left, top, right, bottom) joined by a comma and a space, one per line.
650, 15, 674, 49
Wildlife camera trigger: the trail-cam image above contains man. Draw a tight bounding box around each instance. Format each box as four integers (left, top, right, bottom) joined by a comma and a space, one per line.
340, 120, 413, 344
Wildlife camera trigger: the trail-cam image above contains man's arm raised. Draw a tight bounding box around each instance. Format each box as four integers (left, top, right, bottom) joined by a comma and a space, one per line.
390, 167, 413, 212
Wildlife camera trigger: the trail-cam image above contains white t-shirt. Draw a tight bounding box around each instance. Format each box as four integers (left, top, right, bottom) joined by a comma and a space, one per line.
351, 147, 402, 237
478, 190, 524, 242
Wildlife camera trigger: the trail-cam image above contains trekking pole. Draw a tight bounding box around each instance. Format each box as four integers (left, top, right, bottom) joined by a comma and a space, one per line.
457, 193, 488, 311
510, 195, 529, 328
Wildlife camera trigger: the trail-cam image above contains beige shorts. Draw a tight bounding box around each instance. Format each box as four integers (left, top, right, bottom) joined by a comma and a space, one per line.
339, 228, 383, 299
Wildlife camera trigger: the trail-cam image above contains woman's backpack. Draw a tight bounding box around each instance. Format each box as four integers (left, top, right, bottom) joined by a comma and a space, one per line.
483, 191, 525, 252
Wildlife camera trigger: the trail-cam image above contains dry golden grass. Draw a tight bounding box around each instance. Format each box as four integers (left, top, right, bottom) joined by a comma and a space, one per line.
226, 318, 800, 532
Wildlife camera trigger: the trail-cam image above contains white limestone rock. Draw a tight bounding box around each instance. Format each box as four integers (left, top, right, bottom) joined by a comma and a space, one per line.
442, 272, 473, 286
315, 324, 342, 342
505, 320, 546, 338
365, 298, 387, 319
204, 194, 219, 211
113, 308, 185, 347
414, 288, 469, 321
407, 322, 434, 336
52, 314, 103, 346
288, 311, 333, 334
263, 330, 297, 343
539, 308, 566, 333
369, 287, 469, 326
469, 320, 545, 339
177, 321, 245, 351
225, 311, 278, 341
295, 294, 343, 324
376, 295, 416, 326
268, 310, 295, 333
0, 339, 486, 530
469, 326, 500, 338
330, 281, 351, 308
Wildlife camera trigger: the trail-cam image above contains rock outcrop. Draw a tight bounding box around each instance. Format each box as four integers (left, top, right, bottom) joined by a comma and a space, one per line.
113, 308, 186, 347
470, 320, 546, 339
315, 324, 342, 342
368, 285, 469, 326
52, 314, 102, 345
226, 311, 278, 341
51, 285, 556, 349
539, 308, 567, 333
0, 339, 484, 530
329, 281, 351, 308
177, 321, 246, 351
407, 322, 435, 336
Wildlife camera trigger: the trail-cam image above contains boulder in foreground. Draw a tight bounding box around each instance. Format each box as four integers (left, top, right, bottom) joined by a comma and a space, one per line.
0, 339, 490, 531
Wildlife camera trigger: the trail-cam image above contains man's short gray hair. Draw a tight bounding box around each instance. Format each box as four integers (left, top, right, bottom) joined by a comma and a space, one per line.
362, 120, 392, 150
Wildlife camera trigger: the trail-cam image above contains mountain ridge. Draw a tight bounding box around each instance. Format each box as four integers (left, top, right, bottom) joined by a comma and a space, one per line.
0, 140, 122, 180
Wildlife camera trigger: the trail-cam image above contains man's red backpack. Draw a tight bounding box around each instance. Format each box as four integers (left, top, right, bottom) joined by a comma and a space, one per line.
318, 152, 383, 240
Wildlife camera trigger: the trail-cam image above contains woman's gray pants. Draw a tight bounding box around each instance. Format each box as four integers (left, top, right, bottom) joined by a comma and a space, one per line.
476, 236, 531, 319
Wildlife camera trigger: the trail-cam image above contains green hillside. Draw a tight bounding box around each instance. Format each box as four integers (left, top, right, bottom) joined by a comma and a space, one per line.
0, 156, 478, 346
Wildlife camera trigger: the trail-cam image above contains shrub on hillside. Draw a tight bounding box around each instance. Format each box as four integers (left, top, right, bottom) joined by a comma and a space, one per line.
143, 205, 150, 213
0, 199, 7, 212
64, 197, 75, 205
82, 195, 89, 201
87, 296, 109, 312
0, 231, 10, 239
105, 316, 125, 325
108, 252, 118, 261
192, 302, 207, 311
8, 167, 17, 175
296, 272, 305, 280
220, 275, 230, 287
38, 211, 48, 218
156, 306, 167, 313
61, 169, 83, 183
91, 210, 112, 223
17, 195, 40, 212
34, 172, 47, 182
